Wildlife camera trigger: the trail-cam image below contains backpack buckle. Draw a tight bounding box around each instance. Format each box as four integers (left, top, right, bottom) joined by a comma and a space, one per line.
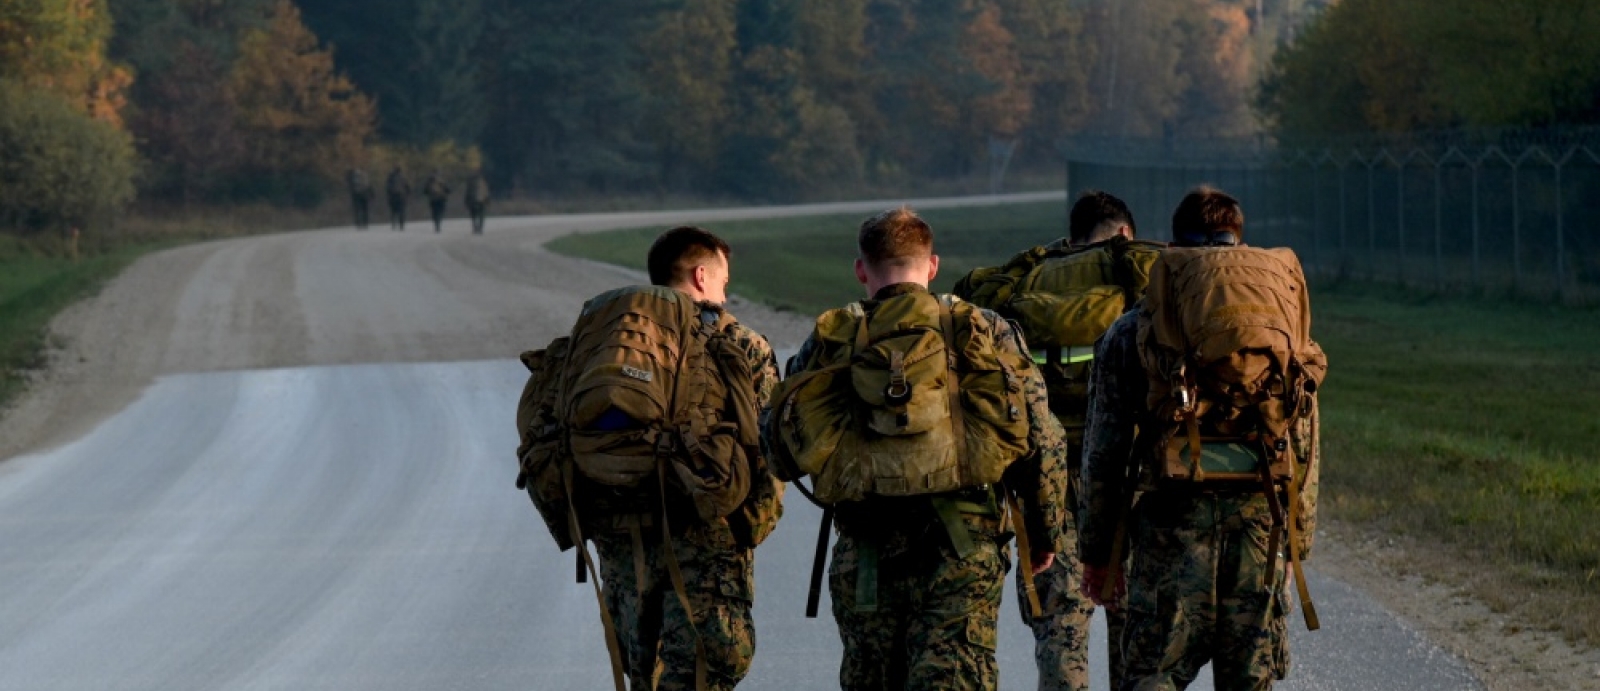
884, 350, 912, 406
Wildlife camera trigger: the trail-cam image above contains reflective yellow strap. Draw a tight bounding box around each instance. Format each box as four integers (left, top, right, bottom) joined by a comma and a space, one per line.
1031, 348, 1096, 365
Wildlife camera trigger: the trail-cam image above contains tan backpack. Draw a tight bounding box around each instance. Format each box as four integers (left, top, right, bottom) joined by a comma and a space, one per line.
515, 337, 576, 551
768, 292, 1033, 505
562, 286, 755, 522
1137, 246, 1327, 485
1135, 245, 1328, 631
957, 237, 1162, 441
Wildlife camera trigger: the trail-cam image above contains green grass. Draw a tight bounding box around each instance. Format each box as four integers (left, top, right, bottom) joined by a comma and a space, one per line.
548, 202, 1068, 312
0, 237, 155, 403
550, 201, 1600, 644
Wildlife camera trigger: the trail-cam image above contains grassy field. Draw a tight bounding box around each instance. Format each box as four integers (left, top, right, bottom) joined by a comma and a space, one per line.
551, 201, 1600, 645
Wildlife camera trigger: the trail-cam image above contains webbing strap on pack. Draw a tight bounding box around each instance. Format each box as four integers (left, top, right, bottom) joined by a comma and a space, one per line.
938, 303, 970, 482
854, 540, 879, 613
805, 507, 833, 618
1006, 492, 1043, 618
1286, 423, 1320, 631
657, 462, 709, 691
1259, 448, 1318, 632
563, 467, 627, 691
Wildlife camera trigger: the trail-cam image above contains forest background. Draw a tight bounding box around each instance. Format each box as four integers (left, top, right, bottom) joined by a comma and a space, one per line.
2, 0, 1599, 235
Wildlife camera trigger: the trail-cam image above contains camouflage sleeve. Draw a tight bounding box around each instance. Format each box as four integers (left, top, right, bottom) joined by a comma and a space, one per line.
989, 314, 1070, 556
730, 323, 781, 408
1077, 311, 1144, 567
759, 333, 819, 464
1292, 394, 1320, 560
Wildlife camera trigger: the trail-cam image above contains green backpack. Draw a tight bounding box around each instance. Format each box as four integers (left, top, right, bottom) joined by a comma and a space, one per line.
767, 291, 1033, 505
956, 237, 1163, 441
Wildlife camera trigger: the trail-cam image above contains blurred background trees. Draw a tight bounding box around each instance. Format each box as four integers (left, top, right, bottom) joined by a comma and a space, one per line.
4, 0, 1598, 233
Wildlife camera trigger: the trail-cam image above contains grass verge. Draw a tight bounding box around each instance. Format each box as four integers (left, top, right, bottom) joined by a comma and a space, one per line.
549, 201, 1600, 646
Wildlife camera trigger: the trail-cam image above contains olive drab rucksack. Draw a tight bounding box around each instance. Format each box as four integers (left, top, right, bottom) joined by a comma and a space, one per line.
955, 236, 1163, 441
1135, 244, 1328, 630
767, 291, 1033, 504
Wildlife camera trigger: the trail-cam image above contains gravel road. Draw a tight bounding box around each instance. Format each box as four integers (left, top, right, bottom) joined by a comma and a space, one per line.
0, 195, 1488, 689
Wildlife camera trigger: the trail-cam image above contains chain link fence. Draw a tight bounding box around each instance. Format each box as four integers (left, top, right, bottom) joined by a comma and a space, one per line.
1058, 128, 1600, 303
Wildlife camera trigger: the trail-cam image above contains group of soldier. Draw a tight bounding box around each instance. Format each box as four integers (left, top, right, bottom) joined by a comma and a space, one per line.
345, 166, 491, 234
519, 187, 1322, 691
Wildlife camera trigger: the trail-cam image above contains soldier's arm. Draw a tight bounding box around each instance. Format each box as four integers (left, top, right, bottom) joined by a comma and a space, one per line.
1292, 395, 1320, 560
759, 333, 819, 463
1077, 312, 1143, 567
992, 316, 1069, 560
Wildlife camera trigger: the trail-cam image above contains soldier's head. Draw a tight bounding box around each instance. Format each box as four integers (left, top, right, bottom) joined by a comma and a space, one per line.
1171, 186, 1244, 247
855, 207, 939, 296
649, 226, 731, 304
1069, 190, 1137, 246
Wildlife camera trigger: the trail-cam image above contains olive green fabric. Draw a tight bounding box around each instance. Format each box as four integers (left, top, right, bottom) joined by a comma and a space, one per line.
768, 292, 1032, 504
1136, 246, 1329, 486
955, 237, 1162, 443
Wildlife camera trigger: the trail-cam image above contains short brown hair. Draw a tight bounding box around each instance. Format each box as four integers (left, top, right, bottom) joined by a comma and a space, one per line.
647, 226, 730, 286
1069, 190, 1137, 244
1171, 186, 1244, 246
858, 207, 932, 267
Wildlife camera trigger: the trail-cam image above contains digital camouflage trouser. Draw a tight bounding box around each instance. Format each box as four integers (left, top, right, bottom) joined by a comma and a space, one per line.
1019, 440, 1127, 691
1120, 492, 1290, 691
592, 515, 755, 691
829, 518, 1009, 691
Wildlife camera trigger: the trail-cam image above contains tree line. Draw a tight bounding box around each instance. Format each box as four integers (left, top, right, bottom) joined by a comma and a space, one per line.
6, 0, 1595, 235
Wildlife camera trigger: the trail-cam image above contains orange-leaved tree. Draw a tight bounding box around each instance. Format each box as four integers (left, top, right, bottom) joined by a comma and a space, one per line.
230, 0, 375, 196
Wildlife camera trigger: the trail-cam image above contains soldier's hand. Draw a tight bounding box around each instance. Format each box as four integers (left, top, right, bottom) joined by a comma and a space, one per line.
1081, 563, 1125, 609
1031, 551, 1055, 575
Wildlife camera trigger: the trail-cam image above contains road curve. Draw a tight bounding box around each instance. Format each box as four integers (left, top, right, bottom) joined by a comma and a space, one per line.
0, 196, 1482, 689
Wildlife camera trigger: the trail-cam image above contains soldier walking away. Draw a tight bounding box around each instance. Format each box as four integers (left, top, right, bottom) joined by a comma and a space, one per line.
955, 190, 1162, 691
386, 166, 410, 230
764, 207, 1069, 691
1079, 187, 1325, 691
423, 171, 451, 233
514, 226, 785, 691
465, 172, 491, 234
346, 168, 373, 229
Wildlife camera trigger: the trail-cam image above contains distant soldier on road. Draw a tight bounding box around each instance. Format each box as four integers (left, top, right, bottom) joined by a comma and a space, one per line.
346, 168, 373, 229
423, 171, 451, 233
386, 166, 411, 231
465, 172, 490, 234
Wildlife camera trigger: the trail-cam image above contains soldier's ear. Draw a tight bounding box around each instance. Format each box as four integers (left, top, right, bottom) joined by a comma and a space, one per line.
926, 254, 940, 282
854, 258, 869, 287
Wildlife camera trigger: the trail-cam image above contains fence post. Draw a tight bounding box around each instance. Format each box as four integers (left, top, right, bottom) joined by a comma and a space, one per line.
1470, 162, 1480, 288
1338, 155, 1348, 256
1434, 162, 1443, 287
1396, 155, 1407, 281
1512, 163, 1522, 290
1555, 151, 1568, 301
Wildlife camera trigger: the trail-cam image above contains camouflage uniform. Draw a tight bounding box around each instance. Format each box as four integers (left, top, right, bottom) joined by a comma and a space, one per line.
424, 174, 451, 233
346, 169, 372, 229
1015, 438, 1102, 691
783, 284, 1070, 691
386, 168, 410, 230
1078, 310, 1320, 691
590, 315, 782, 691
465, 176, 490, 234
